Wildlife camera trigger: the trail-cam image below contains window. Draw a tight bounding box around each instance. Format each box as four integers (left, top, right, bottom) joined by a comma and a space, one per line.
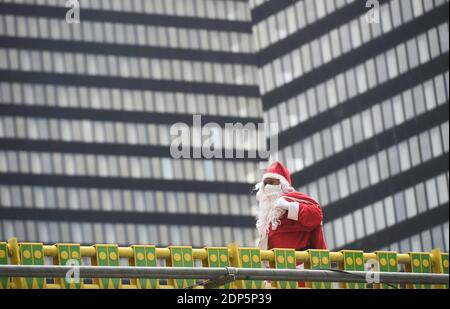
333, 218, 345, 247
323, 223, 335, 249
394, 192, 406, 222
392, 95, 405, 125
331, 123, 343, 153
404, 187, 418, 218
380, 3, 392, 33
384, 196, 396, 227
386, 49, 398, 79
373, 201, 386, 231
341, 119, 353, 148
322, 129, 333, 157
387, 146, 400, 175
375, 54, 388, 84
398, 141, 411, 172
419, 131, 432, 162
348, 164, 359, 194
434, 74, 448, 105
430, 127, 443, 157
442, 122, 449, 152
320, 34, 332, 63
363, 205, 376, 235
336, 73, 347, 102
362, 110, 374, 139
436, 174, 449, 205
328, 173, 339, 202
417, 33, 430, 64
311, 40, 322, 68
426, 178, 439, 209
368, 155, 380, 185
396, 43, 409, 74
353, 209, 365, 239
357, 160, 369, 189
345, 69, 357, 98
406, 38, 419, 68
339, 24, 351, 53
343, 214, 355, 243
312, 132, 323, 162
400, 0, 414, 22
351, 114, 363, 144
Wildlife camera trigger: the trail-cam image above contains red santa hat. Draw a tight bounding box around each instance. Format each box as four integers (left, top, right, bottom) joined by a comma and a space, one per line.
261, 162, 293, 190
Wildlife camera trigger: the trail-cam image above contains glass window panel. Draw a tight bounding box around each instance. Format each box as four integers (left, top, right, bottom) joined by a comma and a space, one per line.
384, 196, 396, 227
373, 201, 386, 231
363, 205, 376, 235
426, 178, 439, 209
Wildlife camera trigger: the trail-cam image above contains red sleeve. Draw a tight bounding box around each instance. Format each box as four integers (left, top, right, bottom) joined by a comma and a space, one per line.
297, 202, 323, 229
310, 225, 328, 249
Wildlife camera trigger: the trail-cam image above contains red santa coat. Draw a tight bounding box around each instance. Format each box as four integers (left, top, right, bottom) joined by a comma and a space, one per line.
267, 191, 327, 251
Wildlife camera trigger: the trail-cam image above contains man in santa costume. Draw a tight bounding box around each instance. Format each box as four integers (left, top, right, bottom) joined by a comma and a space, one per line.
255, 161, 327, 252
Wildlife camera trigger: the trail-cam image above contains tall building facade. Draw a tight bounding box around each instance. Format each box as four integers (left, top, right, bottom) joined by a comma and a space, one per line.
0, 0, 265, 247
251, 0, 449, 252
0, 0, 449, 254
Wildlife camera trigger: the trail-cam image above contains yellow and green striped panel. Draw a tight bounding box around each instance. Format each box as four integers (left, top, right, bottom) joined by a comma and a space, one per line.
204, 247, 230, 289
239, 248, 262, 289
168, 246, 194, 288
55, 244, 82, 289
93, 244, 121, 289
408, 252, 432, 289
340, 250, 365, 289
441, 253, 449, 275
0, 242, 9, 289
306, 250, 331, 289
375, 251, 399, 289
271, 249, 297, 289
19, 242, 46, 289
131, 245, 158, 289
442, 253, 449, 288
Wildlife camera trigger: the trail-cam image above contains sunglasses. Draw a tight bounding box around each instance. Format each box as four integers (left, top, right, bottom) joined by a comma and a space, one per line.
263, 178, 281, 186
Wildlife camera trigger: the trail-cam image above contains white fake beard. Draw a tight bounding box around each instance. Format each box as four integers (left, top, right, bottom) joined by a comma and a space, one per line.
255, 185, 286, 237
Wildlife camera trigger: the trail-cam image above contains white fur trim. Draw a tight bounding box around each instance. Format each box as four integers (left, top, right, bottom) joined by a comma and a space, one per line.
287, 201, 300, 221
262, 172, 290, 186
284, 196, 320, 206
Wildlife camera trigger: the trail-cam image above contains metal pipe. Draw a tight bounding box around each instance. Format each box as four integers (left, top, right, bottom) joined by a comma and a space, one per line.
27, 244, 418, 265
0, 265, 447, 285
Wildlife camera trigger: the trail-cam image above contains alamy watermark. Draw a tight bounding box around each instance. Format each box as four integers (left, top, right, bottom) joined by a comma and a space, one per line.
365, 0, 380, 24
169, 115, 279, 170
365, 259, 381, 284
65, 0, 80, 24
65, 259, 80, 285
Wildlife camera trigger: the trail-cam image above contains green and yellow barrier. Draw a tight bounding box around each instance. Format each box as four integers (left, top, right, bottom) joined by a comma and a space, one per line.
374, 251, 399, 289
0, 242, 9, 289
441, 253, 449, 274
270, 249, 297, 289
430, 249, 448, 289
339, 250, 365, 289
407, 252, 432, 289
305, 249, 332, 289
0, 238, 448, 289
203, 247, 230, 289
92, 244, 121, 289
129, 245, 158, 289
19, 242, 46, 289
167, 246, 194, 288
55, 244, 82, 289
238, 247, 263, 289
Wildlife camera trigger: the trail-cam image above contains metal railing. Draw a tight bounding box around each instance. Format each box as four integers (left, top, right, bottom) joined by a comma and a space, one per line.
0, 237, 448, 289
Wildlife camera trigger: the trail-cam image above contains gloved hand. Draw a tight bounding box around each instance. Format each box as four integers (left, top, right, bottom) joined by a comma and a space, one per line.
274, 198, 295, 210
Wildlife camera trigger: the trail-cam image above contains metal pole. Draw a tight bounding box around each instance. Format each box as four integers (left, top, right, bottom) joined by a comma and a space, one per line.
0, 265, 448, 285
